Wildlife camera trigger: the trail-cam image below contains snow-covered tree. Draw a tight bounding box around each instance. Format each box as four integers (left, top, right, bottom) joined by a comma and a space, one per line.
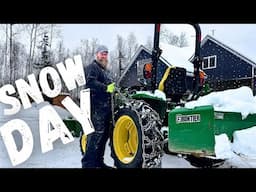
160, 25, 189, 47
126, 32, 138, 61
145, 36, 153, 50
177, 32, 188, 47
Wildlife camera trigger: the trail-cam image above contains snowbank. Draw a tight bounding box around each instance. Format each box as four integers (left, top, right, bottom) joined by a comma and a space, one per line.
185, 86, 256, 119
136, 90, 166, 101
232, 126, 256, 158
214, 128, 256, 164
214, 127, 256, 168
214, 134, 234, 159
183, 86, 256, 163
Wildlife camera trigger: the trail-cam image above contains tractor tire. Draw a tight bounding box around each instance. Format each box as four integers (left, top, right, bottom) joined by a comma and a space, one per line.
110, 100, 164, 168
79, 132, 87, 155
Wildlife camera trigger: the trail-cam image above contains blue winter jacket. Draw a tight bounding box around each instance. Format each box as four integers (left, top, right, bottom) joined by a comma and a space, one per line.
84, 60, 112, 110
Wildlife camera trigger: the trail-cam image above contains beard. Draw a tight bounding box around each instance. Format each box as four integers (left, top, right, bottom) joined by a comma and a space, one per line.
97, 58, 108, 69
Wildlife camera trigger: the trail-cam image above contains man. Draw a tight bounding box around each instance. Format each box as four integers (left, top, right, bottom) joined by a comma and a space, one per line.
82, 45, 115, 168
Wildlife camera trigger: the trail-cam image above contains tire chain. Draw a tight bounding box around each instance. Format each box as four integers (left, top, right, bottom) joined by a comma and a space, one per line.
118, 99, 165, 168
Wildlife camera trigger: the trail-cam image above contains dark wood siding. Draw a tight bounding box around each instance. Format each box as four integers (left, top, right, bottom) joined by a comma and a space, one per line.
201, 40, 252, 83
119, 49, 168, 88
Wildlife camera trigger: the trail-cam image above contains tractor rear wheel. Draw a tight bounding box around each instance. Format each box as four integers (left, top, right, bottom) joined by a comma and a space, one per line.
110, 100, 164, 168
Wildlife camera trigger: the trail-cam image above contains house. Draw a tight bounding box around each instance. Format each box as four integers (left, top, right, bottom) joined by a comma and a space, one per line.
117, 44, 195, 93
200, 35, 256, 94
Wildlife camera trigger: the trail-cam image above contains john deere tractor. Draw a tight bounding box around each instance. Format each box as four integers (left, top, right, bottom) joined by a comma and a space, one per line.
80, 24, 256, 168
108, 24, 205, 168
80, 23, 210, 168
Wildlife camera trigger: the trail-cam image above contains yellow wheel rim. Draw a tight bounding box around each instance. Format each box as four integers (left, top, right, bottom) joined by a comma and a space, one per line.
81, 134, 87, 154
113, 115, 138, 164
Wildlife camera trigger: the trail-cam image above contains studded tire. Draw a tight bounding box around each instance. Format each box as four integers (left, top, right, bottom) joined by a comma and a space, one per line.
110, 100, 164, 168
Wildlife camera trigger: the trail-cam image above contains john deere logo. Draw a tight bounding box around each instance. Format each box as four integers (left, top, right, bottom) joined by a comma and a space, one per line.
176, 114, 200, 123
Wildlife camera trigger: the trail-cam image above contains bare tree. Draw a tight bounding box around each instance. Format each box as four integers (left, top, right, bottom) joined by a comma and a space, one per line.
160, 26, 174, 44
126, 32, 138, 61
2, 24, 9, 84
170, 35, 179, 46
113, 35, 126, 80
4, 24, 8, 78
116, 35, 126, 54
160, 25, 189, 48
0, 43, 5, 85
48, 24, 61, 50
12, 41, 27, 81
0, 24, 25, 84
8, 24, 24, 83
0, 24, 11, 84
177, 32, 188, 47
56, 40, 65, 62
9, 24, 13, 83
23, 24, 60, 76
24, 24, 39, 75
80, 39, 90, 65
145, 36, 153, 50
89, 38, 99, 61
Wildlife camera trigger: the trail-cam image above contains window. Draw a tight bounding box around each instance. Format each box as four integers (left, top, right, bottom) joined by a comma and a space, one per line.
202, 55, 217, 69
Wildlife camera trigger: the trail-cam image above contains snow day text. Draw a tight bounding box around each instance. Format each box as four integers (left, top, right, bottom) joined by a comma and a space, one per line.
0, 55, 94, 166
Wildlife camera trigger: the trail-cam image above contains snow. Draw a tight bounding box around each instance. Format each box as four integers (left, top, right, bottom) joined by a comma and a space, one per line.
160, 43, 194, 72
0, 101, 75, 168
2, 86, 256, 168
212, 130, 256, 168
0, 100, 192, 168
232, 126, 256, 158
136, 90, 166, 101
185, 86, 256, 119
214, 134, 234, 159
184, 86, 256, 167
0, 101, 72, 121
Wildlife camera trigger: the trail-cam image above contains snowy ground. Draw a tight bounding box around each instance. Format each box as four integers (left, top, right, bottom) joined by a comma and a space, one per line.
0, 101, 195, 168
2, 86, 256, 168
0, 133, 195, 168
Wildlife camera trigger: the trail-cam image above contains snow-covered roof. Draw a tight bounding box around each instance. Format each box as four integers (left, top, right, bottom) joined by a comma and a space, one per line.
201, 35, 256, 67
159, 43, 194, 72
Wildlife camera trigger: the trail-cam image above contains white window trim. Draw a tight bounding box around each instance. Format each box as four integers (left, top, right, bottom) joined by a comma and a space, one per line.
202, 55, 217, 70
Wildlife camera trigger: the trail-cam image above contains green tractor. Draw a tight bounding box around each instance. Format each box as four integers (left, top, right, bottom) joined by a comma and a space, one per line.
79, 23, 209, 168
107, 24, 207, 168
80, 24, 256, 168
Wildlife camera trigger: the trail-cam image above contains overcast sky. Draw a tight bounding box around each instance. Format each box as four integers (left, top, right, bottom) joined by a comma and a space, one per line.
61, 24, 256, 61
200, 24, 256, 61
61, 24, 155, 51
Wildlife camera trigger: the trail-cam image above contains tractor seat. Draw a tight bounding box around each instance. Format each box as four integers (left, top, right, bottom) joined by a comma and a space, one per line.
158, 66, 187, 102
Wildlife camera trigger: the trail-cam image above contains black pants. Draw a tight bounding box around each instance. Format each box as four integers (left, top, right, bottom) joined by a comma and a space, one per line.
81, 107, 111, 168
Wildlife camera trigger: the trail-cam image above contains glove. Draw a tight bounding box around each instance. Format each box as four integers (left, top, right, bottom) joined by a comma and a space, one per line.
106, 82, 115, 93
